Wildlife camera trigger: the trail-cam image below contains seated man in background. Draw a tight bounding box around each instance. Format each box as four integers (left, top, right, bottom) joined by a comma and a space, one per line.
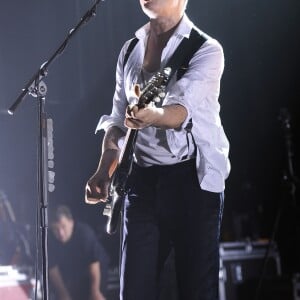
49, 204, 108, 300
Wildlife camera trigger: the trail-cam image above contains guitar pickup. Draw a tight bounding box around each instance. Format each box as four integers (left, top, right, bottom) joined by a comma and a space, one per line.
103, 203, 112, 217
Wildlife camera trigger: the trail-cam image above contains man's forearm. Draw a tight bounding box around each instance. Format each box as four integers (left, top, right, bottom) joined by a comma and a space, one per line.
96, 126, 126, 177
153, 104, 188, 129
125, 103, 188, 130
102, 126, 126, 152
89, 262, 106, 300
49, 266, 72, 300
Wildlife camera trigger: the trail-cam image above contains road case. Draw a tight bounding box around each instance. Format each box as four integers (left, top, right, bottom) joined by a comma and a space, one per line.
219, 240, 281, 300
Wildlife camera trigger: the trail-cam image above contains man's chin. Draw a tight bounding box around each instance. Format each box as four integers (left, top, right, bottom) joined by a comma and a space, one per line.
59, 237, 69, 243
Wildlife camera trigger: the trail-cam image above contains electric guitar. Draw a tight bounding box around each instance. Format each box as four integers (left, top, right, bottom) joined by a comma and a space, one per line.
103, 67, 171, 234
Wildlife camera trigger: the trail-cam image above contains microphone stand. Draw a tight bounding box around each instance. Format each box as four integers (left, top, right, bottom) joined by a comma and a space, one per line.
7, 1, 104, 299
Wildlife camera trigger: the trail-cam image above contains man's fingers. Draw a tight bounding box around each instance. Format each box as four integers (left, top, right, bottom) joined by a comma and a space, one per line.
85, 183, 108, 204
85, 193, 108, 204
126, 104, 139, 119
85, 196, 100, 204
125, 84, 141, 119
85, 186, 100, 204
134, 84, 141, 97
126, 105, 134, 119
124, 117, 143, 129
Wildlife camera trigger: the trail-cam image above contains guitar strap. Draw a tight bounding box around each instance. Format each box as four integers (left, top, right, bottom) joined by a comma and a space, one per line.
164, 28, 207, 159
123, 37, 139, 70
165, 28, 207, 81
123, 28, 207, 159
123, 28, 207, 81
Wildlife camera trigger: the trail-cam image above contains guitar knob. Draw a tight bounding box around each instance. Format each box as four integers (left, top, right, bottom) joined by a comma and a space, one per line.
158, 92, 165, 98
103, 203, 112, 217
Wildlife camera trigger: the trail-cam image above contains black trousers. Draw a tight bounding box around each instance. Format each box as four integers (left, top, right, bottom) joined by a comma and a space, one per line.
120, 159, 224, 300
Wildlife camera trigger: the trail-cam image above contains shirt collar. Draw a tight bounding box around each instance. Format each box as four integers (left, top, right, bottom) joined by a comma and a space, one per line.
135, 13, 194, 41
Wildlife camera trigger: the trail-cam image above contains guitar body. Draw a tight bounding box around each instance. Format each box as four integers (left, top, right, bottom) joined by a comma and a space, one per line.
104, 129, 137, 235
102, 68, 171, 234
103, 173, 127, 235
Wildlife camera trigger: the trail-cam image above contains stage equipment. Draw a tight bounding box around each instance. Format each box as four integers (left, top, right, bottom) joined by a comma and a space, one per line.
293, 273, 300, 300
219, 240, 281, 300
0, 266, 35, 300
7, 1, 104, 299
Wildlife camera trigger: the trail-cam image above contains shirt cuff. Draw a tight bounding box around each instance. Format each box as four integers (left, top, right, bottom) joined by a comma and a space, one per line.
95, 115, 126, 134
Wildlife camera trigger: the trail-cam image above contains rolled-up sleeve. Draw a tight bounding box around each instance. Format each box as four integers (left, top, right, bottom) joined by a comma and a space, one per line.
163, 39, 230, 191
163, 38, 224, 128
163, 39, 225, 148
95, 42, 131, 133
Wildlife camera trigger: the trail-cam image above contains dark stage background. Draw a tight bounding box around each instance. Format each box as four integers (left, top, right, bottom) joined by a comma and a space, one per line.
0, 0, 299, 296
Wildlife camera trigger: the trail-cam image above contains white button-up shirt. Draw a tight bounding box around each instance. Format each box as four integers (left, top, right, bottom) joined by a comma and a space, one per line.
96, 14, 231, 193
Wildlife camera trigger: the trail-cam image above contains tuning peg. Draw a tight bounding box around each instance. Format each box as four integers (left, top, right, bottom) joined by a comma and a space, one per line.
158, 92, 166, 98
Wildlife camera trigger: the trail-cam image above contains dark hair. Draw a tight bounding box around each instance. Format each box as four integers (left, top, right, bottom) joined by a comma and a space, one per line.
48, 204, 73, 224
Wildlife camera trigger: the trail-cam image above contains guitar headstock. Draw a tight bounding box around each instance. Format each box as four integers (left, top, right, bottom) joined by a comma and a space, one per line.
138, 67, 171, 108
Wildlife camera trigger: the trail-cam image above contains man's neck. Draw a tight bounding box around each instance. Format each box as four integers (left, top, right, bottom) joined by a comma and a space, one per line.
147, 16, 182, 50
149, 13, 183, 38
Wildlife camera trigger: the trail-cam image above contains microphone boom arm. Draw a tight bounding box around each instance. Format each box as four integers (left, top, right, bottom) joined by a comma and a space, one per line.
7, 0, 104, 115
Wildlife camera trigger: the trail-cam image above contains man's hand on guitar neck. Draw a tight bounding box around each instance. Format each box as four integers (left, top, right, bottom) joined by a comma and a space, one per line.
125, 83, 188, 130
125, 103, 187, 130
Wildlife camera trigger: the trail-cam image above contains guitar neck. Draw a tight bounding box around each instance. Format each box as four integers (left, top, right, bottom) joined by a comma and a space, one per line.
116, 68, 170, 171
118, 128, 138, 170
